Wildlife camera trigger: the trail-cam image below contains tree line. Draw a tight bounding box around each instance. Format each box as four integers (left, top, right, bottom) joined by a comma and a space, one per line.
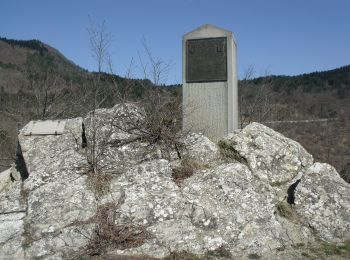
0, 37, 48, 53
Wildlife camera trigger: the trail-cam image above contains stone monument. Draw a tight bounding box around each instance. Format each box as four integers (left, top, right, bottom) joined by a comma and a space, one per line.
182, 24, 238, 140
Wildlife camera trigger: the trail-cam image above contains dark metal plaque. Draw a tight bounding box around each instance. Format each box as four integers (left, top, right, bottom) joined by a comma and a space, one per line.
186, 37, 227, 83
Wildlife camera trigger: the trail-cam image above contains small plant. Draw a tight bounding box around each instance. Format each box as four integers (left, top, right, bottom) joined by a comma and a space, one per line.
302, 239, 350, 258
275, 201, 299, 223
218, 140, 247, 164
172, 159, 208, 184
317, 239, 350, 257
339, 239, 350, 252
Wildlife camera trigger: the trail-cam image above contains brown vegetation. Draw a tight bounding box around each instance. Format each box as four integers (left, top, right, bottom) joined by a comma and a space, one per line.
172, 159, 209, 185
87, 203, 151, 256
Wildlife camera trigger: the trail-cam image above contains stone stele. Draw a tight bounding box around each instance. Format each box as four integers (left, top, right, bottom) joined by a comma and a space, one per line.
182, 24, 238, 141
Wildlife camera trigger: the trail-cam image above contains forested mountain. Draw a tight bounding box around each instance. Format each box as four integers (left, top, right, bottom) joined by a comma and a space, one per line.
250, 65, 350, 97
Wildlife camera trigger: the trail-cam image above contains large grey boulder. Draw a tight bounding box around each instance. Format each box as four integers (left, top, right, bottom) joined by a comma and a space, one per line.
222, 122, 314, 186
0, 105, 349, 259
182, 133, 220, 163
296, 163, 350, 242
10, 118, 97, 259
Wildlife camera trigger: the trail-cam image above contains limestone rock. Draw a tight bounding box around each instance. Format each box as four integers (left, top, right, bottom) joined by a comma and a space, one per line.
83, 104, 161, 173
0, 105, 349, 259
0, 167, 26, 259
296, 162, 350, 241
0, 212, 26, 259
13, 117, 97, 259
222, 122, 314, 186
0, 167, 26, 214
182, 133, 220, 163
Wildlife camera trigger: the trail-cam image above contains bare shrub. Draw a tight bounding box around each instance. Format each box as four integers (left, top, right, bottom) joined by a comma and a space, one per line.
83, 22, 187, 176
86, 172, 113, 197
107, 87, 185, 160
87, 203, 151, 256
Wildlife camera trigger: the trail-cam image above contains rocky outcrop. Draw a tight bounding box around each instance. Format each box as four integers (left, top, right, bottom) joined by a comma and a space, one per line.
296, 163, 350, 242
221, 123, 313, 187
0, 105, 349, 259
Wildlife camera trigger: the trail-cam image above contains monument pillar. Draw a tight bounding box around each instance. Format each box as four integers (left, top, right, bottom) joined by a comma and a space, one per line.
182, 24, 238, 141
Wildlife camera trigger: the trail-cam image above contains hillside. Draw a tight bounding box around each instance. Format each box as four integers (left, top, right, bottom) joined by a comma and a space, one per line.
250, 65, 350, 97
0, 37, 89, 93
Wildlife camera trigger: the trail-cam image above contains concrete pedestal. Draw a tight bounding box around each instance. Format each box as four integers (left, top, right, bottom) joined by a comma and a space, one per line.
183, 24, 238, 141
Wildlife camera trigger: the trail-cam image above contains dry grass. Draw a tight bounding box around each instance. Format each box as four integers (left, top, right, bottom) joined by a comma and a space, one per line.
217, 140, 248, 165
275, 201, 300, 224
86, 203, 151, 257
86, 172, 113, 197
172, 159, 209, 185
298, 239, 350, 259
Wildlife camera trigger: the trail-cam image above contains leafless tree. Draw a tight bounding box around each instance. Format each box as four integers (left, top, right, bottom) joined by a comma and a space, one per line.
239, 65, 284, 128
84, 23, 186, 175
138, 38, 173, 85
26, 69, 68, 120
85, 20, 114, 174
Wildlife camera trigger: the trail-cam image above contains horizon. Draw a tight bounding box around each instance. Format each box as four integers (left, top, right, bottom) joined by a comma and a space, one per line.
1, 0, 350, 84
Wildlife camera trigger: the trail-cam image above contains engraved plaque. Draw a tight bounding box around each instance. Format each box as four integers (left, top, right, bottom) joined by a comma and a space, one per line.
186, 37, 227, 83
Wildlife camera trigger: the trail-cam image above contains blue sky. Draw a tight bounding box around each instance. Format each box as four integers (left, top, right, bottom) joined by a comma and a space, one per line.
1, 0, 349, 83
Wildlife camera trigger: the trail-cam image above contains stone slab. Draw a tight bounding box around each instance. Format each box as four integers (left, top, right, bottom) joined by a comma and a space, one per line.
23, 120, 66, 136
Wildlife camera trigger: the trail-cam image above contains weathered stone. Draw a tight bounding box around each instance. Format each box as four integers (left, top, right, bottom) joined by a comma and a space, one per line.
24, 224, 94, 259
83, 104, 161, 173
13, 117, 97, 258
105, 162, 314, 258
222, 122, 314, 187
0, 167, 26, 259
0, 167, 26, 214
182, 133, 220, 163
102, 159, 190, 226
180, 163, 313, 256
296, 162, 350, 242
19, 117, 86, 192
26, 176, 96, 239
0, 168, 11, 192
0, 213, 25, 259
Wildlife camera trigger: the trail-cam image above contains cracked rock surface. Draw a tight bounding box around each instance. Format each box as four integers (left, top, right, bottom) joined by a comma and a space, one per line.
296, 162, 350, 241
0, 105, 349, 259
